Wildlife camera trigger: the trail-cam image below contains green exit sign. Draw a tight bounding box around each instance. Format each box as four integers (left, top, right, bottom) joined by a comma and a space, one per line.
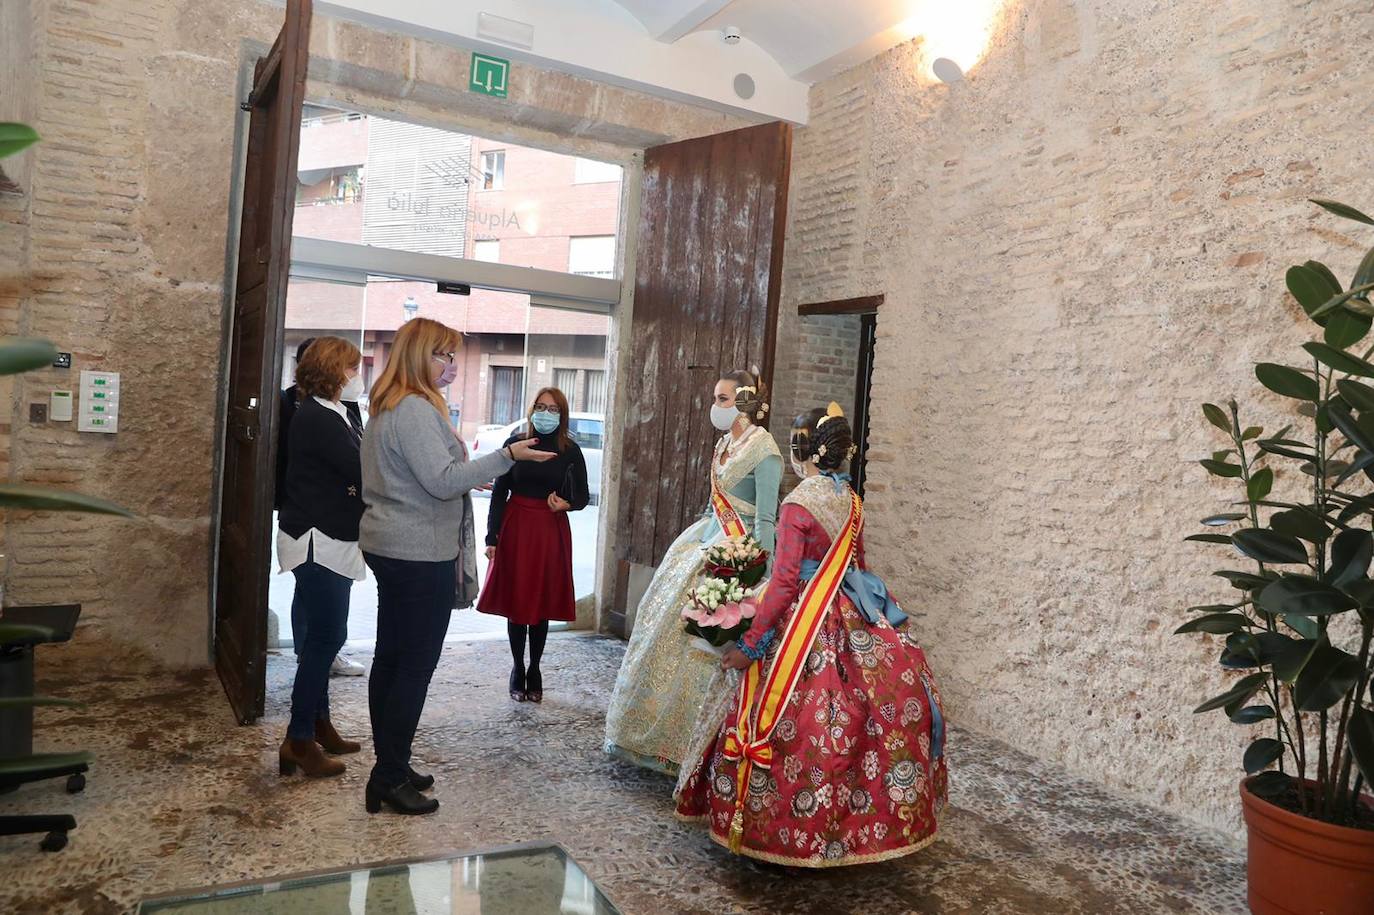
470, 53, 510, 98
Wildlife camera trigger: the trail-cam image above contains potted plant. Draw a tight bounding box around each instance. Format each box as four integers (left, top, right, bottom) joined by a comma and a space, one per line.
1184, 198, 1374, 914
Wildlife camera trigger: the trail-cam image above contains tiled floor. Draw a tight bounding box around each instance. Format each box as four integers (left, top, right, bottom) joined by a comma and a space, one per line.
0, 635, 1247, 914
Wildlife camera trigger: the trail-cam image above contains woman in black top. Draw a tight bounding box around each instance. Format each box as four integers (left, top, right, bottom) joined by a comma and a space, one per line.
276, 336, 367, 779
477, 386, 590, 702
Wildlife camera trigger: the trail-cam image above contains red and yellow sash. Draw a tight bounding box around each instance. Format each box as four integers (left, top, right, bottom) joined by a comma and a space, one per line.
709, 464, 749, 540
722, 490, 862, 852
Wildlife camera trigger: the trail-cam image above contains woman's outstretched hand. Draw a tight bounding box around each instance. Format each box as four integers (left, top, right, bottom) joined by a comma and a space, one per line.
509, 437, 555, 462
720, 646, 752, 670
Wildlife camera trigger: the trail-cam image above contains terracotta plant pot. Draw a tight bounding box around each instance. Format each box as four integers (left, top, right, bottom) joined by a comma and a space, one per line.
1241, 776, 1374, 915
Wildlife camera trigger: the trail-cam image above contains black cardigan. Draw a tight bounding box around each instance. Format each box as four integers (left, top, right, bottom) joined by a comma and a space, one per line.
276, 385, 362, 510
485, 430, 589, 546
278, 397, 364, 542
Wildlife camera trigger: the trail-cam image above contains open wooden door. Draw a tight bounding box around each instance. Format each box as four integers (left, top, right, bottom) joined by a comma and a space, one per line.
611, 121, 792, 635
215, 0, 312, 724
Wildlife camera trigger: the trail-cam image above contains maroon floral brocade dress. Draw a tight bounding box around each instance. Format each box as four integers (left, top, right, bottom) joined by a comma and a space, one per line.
675, 474, 948, 867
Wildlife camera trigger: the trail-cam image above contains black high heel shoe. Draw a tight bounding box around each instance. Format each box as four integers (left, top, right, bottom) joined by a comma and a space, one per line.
510, 666, 527, 703
526, 669, 543, 704
408, 766, 435, 791
365, 780, 439, 816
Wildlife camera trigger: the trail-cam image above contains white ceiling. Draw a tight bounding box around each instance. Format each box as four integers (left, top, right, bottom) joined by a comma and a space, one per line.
319, 0, 985, 123
612, 0, 929, 82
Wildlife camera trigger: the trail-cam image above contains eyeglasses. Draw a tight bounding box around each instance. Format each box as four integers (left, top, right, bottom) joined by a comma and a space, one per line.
531, 404, 561, 415
432, 351, 456, 364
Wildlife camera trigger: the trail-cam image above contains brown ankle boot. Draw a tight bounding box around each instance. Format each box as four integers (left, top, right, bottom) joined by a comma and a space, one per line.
314, 719, 361, 755
279, 737, 345, 778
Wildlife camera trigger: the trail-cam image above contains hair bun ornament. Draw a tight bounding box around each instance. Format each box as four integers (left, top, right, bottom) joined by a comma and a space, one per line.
816, 402, 846, 428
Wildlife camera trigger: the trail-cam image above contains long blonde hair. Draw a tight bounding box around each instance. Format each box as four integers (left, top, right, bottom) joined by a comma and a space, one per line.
369, 317, 461, 416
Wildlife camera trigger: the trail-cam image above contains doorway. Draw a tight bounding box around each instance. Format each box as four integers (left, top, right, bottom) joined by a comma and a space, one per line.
274, 106, 623, 653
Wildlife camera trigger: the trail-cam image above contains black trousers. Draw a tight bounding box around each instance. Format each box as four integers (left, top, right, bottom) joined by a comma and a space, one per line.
363, 551, 454, 788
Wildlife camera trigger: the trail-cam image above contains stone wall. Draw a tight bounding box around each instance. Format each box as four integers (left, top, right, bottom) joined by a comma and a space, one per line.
771, 0, 1374, 835
2, 0, 750, 665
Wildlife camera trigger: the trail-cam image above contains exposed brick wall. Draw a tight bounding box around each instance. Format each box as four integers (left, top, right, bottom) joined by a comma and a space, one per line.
771, 0, 1374, 836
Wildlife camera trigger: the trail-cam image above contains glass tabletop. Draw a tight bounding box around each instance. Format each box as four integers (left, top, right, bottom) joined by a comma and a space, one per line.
138, 842, 621, 915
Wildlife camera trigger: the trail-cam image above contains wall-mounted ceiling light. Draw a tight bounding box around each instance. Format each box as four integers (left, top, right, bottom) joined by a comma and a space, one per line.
733, 73, 756, 99
932, 58, 964, 83
897, 0, 1007, 81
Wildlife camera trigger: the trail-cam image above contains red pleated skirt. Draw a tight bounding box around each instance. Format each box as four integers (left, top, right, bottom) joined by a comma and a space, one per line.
477, 495, 576, 625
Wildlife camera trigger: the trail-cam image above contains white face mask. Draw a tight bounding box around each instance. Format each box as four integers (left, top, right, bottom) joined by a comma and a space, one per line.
790, 457, 809, 478
341, 374, 365, 402
710, 403, 741, 432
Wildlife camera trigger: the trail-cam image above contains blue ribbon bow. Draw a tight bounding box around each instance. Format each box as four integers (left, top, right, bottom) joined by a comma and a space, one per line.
798, 559, 909, 628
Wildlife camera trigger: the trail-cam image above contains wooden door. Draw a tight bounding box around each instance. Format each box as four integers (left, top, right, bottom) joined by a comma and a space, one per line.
215, 0, 312, 724
612, 122, 792, 634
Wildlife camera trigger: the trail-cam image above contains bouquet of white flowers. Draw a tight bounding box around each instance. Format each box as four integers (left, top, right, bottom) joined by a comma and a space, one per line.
681, 535, 769, 648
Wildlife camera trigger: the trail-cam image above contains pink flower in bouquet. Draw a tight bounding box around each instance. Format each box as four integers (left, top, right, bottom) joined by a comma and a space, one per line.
716, 602, 743, 629
681, 604, 704, 624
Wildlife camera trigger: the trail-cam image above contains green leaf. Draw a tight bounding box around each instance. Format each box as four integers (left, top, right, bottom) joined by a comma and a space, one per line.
1194, 672, 1269, 713
0, 622, 58, 645
1284, 614, 1320, 639
1257, 439, 1314, 461
1241, 426, 1263, 441
1327, 404, 1374, 458
1353, 245, 1374, 298
1255, 363, 1319, 401
1343, 578, 1374, 608
1212, 449, 1236, 462
1329, 529, 1373, 586
1293, 643, 1363, 711
1309, 282, 1374, 320
1243, 737, 1285, 774
1288, 264, 1337, 325
0, 338, 59, 376
1215, 570, 1274, 590
1258, 575, 1357, 616
1269, 509, 1330, 543
1202, 403, 1232, 432
1338, 379, 1374, 413
0, 752, 92, 777
1325, 307, 1372, 349
1188, 602, 1243, 614
1310, 197, 1374, 226
1202, 513, 1247, 526
0, 696, 84, 709
1230, 705, 1276, 725
1271, 637, 1319, 682
1303, 342, 1374, 377
1306, 260, 1344, 294
1348, 705, 1374, 788
1175, 613, 1250, 635
1334, 452, 1374, 488
1248, 770, 1292, 798
1247, 468, 1274, 501
0, 484, 132, 517
1233, 529, 1308, 564
0, 122, 40, 160
1185, 534, 1232, 544
1201, 459, 1243, 478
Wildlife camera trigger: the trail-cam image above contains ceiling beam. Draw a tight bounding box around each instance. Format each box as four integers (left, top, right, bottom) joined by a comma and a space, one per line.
654, 0, 738, 43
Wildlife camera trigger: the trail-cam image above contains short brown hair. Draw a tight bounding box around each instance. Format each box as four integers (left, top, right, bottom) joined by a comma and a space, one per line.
527, 386, 573, 452
295, 336, 362, 401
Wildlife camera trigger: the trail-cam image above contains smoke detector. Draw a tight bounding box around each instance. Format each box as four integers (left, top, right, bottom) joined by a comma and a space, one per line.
722, 26, 742, 45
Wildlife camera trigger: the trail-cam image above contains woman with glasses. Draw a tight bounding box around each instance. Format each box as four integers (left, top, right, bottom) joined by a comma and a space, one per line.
360, 317, 553, 815
477, 387, 590, 702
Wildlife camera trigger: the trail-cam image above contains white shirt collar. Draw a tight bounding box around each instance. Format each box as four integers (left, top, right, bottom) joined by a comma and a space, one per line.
312, 396, 348, 422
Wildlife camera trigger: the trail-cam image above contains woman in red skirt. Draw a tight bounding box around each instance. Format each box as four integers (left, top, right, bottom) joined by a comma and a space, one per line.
478, 386, 589, 702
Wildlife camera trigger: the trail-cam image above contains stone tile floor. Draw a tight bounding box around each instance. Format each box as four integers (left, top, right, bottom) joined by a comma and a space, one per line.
0, 634, 1247, 914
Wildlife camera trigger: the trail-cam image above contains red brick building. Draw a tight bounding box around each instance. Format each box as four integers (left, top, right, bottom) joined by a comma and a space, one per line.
285, 107, 619, 440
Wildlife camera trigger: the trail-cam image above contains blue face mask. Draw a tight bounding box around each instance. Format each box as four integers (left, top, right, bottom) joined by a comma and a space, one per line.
531, 411, 560, 435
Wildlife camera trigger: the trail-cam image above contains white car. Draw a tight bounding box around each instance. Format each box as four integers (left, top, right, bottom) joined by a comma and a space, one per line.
469, 412, 604, 501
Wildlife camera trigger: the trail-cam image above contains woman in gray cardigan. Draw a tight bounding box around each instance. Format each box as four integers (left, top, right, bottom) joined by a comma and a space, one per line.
359, 317, 551, 816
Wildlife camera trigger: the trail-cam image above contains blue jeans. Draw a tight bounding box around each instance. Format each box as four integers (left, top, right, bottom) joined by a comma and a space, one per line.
286, 552, 353, 740
364, 552, 454, 788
